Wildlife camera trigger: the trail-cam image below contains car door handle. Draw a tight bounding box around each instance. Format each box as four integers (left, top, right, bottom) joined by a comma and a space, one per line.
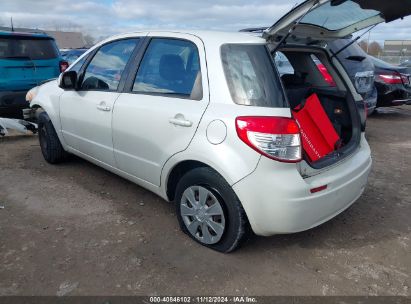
97, 102, 111, 111
169, 115, 193, 127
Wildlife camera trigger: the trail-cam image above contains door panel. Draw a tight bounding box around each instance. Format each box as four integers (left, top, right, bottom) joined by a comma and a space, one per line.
59, 38, 140, 166
60, 91, 120, 166
113, 94, 207, 185
112, 35, 209, 186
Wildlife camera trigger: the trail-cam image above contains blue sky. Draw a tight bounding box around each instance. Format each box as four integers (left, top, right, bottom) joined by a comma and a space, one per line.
1, 0, 410, 43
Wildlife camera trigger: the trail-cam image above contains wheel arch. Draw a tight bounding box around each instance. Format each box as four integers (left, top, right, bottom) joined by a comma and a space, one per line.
165, 160, 216, 202
30, 99, 67, 149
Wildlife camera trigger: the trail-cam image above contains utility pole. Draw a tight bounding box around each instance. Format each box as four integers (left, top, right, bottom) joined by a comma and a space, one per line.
366, 30, 371, 54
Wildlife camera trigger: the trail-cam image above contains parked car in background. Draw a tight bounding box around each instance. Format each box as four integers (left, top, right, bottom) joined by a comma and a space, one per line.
26, 0, 410, 252
61, 48, 88, 65
400, 60, 411, 68
0, 30, 68, 118
400, 60, 411, 82
370, 56, 411, 107
329, 39, 377, 116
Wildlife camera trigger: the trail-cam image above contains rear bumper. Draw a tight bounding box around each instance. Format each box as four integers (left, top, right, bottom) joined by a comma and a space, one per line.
233, 135, 372, 236
363, 86, 378, 115
376, 84, 411, 107
0, 91, 28, 118
363, 91, 377, 116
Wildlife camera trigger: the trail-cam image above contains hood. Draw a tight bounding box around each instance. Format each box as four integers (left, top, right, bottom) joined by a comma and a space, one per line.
264, 0, 411, 44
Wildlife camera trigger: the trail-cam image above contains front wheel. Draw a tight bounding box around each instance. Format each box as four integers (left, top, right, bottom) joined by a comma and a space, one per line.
38, 112, 68, 164
175, 167, 250, 253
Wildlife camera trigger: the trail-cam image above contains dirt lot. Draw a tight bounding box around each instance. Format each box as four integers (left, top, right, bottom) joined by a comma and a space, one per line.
0, 106, 410, 296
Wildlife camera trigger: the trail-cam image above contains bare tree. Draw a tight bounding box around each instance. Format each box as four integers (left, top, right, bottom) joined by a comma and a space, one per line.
84, 34, 95, 47
357, 40, 382, 56
358, 40, 368, 53
368, 41, 382, 56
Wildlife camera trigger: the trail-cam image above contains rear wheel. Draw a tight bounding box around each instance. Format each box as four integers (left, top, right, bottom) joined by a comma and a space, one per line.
38, 112, 68, 164
175, 167, 250, 253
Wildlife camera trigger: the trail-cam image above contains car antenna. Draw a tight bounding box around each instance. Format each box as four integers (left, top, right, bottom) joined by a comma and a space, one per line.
269, 0, 320, 54
10, 17, 14, 32
331, 24, 377, 58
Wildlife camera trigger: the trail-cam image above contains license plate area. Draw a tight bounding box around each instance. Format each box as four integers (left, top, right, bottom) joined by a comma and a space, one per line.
355, 71, 374, 93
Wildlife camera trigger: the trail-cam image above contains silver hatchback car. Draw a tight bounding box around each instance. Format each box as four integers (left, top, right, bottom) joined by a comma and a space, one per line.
26, 0, 410, 252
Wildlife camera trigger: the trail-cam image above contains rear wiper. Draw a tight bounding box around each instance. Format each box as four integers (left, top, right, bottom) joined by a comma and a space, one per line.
331, 24, 377, 59
345, 55, 366, 62
270, 0, 320, 54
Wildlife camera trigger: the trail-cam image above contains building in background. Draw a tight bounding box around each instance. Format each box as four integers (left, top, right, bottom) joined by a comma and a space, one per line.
43, 30, 86, 49
384, 40, 411, 56
381, 40, 411, 64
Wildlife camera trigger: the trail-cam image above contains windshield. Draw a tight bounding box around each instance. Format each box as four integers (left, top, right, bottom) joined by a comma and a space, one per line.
301, 1, 380, 31
0, 37, 59, 60
221, 44, 286, 108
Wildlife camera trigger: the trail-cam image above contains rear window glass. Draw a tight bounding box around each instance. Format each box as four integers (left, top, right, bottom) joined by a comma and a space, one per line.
274, 51, 294, 76
0, 37, 59, 60
221, 44, 286, 108
301, 1, 380, 31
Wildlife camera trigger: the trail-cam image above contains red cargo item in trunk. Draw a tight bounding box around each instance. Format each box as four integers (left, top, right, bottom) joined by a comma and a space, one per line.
292, 93, 340, 162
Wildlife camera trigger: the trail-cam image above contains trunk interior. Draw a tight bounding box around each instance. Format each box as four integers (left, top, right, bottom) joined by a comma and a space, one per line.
275, 46, 361, 170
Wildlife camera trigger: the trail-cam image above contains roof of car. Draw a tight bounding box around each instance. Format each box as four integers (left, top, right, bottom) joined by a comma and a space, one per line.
101, 30, 266, 46
0, 30, 53, 39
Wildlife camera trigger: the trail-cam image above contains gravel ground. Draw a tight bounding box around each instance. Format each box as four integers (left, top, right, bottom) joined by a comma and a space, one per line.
0, 106, 410, 296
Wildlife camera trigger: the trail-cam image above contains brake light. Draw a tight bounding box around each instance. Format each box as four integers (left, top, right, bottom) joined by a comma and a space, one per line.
316, 63, 336, 87
59, 60, 69, 73
377, 72, 403, 84
235, 116, 301, 163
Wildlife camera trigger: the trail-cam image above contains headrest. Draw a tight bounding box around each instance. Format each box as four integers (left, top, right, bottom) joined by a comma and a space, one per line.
159, 54, 185, 81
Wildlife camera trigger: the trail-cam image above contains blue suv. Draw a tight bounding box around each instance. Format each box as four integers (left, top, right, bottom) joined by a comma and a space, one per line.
0, 31, 67, 118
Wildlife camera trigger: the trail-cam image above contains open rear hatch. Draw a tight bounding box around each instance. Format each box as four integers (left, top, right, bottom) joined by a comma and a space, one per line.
264, 0, 411, 175
264, 0, 411, 44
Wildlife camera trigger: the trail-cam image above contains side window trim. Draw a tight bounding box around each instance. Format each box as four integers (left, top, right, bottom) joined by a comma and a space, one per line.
122, 37, 151, 93
77, 37, 143, 93
123, 36, 203, 100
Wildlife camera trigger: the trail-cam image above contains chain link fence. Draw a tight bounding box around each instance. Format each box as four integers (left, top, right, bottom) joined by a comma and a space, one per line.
376, 55, 411, 65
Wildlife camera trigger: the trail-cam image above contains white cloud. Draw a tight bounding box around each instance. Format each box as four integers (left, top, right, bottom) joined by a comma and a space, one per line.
0, 0, 410, 44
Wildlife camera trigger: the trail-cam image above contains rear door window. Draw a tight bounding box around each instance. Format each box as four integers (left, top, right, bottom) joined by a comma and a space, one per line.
133, 38, 202, 99
0, 37, 59, 60
221, 44, 286, 108
81, 39, 139, 91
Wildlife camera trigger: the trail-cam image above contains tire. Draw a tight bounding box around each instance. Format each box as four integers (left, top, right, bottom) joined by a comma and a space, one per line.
38, 112, 68, 164
175, 167, 250, 253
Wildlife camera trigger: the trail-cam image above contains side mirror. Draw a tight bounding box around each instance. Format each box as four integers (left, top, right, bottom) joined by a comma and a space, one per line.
59, 71, 78, 90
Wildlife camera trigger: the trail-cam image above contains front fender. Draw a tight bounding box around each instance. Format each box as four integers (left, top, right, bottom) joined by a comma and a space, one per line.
30, 79, 66, 147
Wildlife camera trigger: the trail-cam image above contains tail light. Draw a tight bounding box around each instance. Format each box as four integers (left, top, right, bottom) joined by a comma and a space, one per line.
59, 60, 69, 73
316, 63, 336, 87
377, 72, 405, 84
235, 116, 301, 163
